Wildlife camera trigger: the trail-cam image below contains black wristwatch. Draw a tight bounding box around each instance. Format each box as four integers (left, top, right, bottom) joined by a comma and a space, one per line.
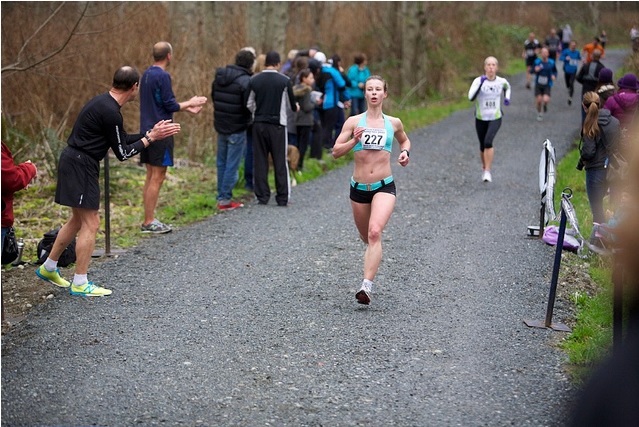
401, 149, 410, 158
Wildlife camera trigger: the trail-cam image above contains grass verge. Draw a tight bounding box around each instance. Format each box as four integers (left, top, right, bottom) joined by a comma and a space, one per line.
553, 141, 616, 384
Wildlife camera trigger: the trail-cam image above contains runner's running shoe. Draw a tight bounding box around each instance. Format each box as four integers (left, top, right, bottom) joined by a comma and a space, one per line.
356, 282, 372, 305
35, 265, 70, 288
70, 281, 112, 297
141, 219, 172, 234
482, 170, 492, 183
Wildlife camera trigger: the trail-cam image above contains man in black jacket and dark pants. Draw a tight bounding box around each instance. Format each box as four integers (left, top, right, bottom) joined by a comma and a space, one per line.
212, 49, 255, 211
247, 51, 298, 206
576, 49, 605, 124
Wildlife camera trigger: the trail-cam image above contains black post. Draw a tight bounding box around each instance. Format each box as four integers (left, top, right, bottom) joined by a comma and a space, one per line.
544, 207, 567, 327
103, 156, 112, 255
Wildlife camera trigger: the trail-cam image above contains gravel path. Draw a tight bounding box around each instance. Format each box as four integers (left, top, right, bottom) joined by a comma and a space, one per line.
2, 50, 627, 426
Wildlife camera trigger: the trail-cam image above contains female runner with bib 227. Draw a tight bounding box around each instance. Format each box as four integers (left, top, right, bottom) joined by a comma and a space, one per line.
332, 75, 411, 305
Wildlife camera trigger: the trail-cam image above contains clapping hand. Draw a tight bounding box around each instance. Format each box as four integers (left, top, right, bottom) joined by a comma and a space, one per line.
150, 120, 181, 141
185, 96, 208, 114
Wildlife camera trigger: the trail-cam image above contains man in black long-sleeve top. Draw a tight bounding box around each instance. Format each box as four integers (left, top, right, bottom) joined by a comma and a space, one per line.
247, 51, 298, 206
35, 66, 181, 297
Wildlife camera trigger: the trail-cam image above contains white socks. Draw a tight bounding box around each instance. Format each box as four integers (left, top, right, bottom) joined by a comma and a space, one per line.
73, 274, 88, 286
43, 258, 57, 272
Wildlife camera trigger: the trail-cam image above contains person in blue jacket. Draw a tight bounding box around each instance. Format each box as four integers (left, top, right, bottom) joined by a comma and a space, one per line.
314, 52, 351, 152
346, 53, 371, 116
559, 41, 582, 105
533, 47, 558, 121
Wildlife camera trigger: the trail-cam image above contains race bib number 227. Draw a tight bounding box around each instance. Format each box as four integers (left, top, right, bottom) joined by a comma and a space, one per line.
361, 128, 387, 150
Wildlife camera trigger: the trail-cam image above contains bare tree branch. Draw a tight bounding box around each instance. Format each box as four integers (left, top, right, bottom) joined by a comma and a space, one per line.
1, 2, 89, 74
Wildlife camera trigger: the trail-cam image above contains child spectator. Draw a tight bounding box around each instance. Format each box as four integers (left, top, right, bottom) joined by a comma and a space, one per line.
294, 69, 321, 172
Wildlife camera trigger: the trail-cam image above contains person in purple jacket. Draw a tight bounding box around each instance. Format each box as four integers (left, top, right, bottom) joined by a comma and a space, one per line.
604, 73, 639, 128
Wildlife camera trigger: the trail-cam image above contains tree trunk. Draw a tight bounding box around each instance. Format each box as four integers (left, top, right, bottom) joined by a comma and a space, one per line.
247, 1, 288, 56
400, 2, 429, 98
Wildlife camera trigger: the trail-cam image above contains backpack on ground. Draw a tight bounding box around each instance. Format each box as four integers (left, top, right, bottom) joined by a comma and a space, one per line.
37, 228, 76, 267
542, 225, 581, 253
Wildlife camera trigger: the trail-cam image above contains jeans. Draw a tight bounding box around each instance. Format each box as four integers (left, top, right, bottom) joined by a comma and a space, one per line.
217, 131, 246, 204
350, 97, 367, 116
585, 167, 608, 231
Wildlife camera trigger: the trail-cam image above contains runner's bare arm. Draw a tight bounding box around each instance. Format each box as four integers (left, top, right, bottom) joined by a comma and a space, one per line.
332, 116, 362, 159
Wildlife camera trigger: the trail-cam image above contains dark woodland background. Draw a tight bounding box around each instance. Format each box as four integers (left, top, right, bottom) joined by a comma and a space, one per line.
2, 1, 638, 172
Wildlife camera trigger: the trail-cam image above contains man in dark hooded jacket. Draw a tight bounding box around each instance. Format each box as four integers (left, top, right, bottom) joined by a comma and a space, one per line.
211, 49, 255, 210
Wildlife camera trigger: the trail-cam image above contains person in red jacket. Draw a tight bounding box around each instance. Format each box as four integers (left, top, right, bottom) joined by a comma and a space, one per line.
1, 141, 37, 252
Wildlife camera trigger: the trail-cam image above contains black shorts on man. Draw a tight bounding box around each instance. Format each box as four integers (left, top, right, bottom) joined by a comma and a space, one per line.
140, 136, 174, 167
534, 85, 551, 97
55, 146, 101, 210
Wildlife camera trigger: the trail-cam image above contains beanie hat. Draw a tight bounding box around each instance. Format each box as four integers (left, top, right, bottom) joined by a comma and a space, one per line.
313, 51, 327, 65
617, 73, 639, 91
308, 58, 321, 73
265, 51, 281, 67
598, 68, 613, 84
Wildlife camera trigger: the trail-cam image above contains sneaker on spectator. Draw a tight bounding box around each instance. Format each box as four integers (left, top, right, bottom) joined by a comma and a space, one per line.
482, 170, 492, 183
141, 219, 172, 234
356, 282, 372, 305
217, 201, 244, 211
70, 281, 112, 297
35, 264, 70, 288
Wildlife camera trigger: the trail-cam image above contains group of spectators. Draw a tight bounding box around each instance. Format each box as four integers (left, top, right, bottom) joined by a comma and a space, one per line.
211, 46, 371, 207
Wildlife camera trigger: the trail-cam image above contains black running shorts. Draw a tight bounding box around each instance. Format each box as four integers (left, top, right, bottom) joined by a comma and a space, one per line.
535, 84, 551, 97
55, 146, 101, 210
350, 181, 396, 204
140, 136, 174, 167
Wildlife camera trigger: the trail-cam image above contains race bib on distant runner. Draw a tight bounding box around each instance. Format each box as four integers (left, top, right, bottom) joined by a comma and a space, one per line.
538, 75, 549, 85
361, 128, 387, 150
569, 59, 579, 67
483, 99, 498, 110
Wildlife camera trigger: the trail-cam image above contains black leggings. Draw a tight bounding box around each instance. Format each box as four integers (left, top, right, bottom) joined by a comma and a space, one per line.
475, 118, 502, 152
564, 72, 576, 98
